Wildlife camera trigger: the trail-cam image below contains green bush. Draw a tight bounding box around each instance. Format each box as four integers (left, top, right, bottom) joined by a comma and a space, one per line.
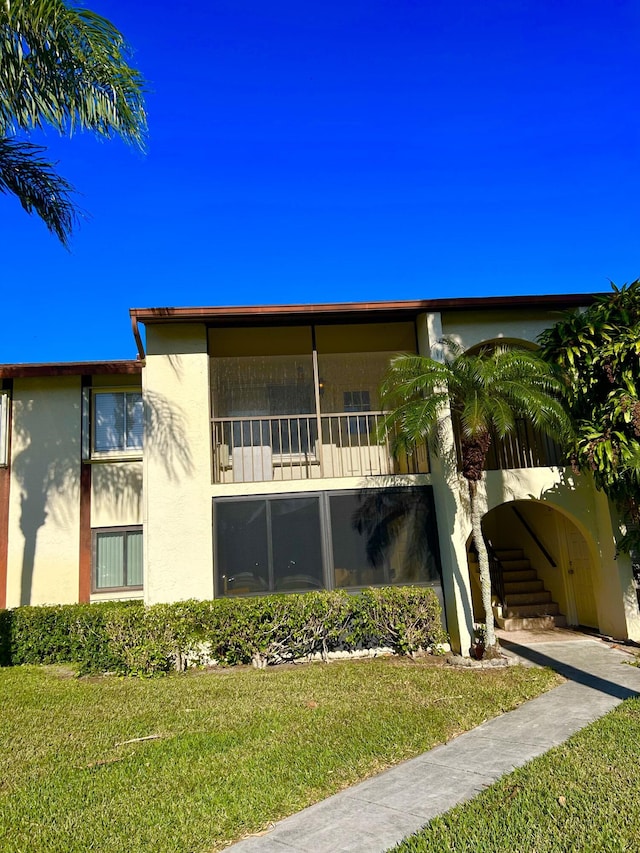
0, 587, 448, 676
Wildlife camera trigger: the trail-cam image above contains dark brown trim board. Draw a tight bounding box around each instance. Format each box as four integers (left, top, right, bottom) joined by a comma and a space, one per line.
78, 377, 92, 603
0, 469, 9, 609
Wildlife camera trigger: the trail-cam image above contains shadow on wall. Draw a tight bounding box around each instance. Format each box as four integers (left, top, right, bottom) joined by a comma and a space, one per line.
144, 390, 194, 481
12, 395, 80, 606
11, 389, 193, 606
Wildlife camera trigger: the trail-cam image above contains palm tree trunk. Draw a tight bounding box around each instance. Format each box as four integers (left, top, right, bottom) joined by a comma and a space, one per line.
468, 479, 497, 650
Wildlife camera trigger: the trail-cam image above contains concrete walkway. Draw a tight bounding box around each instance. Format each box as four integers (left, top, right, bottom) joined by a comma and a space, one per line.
226, 634, 640, 853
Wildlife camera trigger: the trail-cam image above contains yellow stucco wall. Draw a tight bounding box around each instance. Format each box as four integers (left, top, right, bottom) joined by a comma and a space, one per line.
6, 377, 81, 607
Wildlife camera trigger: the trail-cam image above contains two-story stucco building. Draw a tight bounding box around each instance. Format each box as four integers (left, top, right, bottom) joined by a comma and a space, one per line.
1, 294, 638, 654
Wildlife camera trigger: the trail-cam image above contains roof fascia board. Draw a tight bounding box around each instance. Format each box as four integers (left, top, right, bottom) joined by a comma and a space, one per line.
130, 293, 598, 326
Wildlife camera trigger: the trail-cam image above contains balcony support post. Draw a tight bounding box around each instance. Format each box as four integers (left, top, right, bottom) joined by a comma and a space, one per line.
311, 329, 324, 477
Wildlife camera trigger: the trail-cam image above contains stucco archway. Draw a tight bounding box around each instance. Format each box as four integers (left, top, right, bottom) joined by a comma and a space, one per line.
466, 499, 599, 630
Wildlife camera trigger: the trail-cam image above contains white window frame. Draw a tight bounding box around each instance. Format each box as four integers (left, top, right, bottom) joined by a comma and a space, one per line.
0, 390, 10, 467
83, 387, 143, 461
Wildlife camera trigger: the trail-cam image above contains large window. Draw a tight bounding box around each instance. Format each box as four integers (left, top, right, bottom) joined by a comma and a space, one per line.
214, 487, 441, 597
87, 389, 143, 458
215, 495, 324, 595
93, 526, 143, 592
329, 490, 441, 588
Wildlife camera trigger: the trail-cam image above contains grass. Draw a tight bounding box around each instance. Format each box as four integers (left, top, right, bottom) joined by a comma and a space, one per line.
0, 657, 559, 853
391, 696, 640, 853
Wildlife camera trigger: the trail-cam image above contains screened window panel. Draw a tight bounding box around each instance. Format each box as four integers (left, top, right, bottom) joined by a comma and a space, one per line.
211, 355, 315, 418
96, 532, 125, 589
271, 497, 323, 591
330, 489, 441, 588
126, 531, 144, 586
215, 500, 269, 595
317, 352, 395, 414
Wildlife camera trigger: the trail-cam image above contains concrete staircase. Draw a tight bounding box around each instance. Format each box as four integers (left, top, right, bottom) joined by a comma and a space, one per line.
492, 548, 566, 630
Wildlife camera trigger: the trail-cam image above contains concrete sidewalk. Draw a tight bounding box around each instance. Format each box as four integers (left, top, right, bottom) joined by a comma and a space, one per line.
225, 635, 640, 853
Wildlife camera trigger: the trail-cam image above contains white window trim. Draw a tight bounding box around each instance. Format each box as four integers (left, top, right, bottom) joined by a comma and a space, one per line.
0, 390, 10, 468
83, 387, 144, 462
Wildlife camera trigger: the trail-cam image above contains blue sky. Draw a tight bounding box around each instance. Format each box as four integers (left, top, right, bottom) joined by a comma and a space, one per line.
2, 0, 639, 363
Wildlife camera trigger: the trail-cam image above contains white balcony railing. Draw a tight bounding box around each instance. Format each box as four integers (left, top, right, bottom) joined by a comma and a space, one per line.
211, 413, 429, 483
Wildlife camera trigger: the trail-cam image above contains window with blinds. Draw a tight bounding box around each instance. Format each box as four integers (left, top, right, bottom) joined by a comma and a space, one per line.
93, 527, 143, 591
91, 390, 143, 456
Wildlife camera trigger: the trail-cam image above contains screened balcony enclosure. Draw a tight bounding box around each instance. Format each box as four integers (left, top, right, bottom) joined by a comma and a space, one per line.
209, 322, 558, 484
209, 323, 429, 483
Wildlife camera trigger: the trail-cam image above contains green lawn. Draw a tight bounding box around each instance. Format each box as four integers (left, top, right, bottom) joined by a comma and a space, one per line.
0, 658, 559, 853
392, 696, 640, 853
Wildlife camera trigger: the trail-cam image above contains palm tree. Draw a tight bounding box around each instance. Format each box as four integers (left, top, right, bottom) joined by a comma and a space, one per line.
380, 343, 571, 653
0, 0, 146, 245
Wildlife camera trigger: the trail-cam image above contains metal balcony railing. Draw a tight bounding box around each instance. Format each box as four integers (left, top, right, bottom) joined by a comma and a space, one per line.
455, 418, 564, 472
211, 412, 429, 483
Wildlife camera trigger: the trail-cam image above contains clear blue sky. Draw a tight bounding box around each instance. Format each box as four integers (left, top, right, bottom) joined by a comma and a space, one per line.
2, 0, 639, 363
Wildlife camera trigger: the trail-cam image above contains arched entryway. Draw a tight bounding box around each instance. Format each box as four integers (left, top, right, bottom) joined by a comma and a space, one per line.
467, 499, 599, 631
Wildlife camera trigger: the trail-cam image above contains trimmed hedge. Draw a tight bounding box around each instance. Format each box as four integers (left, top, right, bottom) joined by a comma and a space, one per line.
0, 587, 448, 676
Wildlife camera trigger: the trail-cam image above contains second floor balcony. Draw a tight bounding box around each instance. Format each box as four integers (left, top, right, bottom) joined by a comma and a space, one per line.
212, 412, 429, 482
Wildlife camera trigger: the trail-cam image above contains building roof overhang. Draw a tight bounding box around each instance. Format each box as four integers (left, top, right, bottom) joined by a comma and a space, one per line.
130, 292, 596, 328
0, 360, 142, 379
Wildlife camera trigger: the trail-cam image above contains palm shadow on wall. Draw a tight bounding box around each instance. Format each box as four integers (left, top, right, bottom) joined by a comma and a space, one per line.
12, 389, 192, 605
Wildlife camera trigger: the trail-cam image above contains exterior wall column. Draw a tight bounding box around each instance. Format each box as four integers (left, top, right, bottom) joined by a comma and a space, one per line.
143, 324, 214, 604
591, 489, 640, 641
416, 313, 474, 655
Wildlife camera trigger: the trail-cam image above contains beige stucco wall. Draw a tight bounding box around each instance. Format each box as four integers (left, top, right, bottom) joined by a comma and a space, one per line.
440, 308, 572, 351
6, 377, 81, 607
143, 324, 214, 604
90, 461, 143, 528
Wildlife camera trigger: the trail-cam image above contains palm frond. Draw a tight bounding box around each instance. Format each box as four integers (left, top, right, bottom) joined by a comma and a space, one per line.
0, 0, 146, 146
0, 135, 79, 246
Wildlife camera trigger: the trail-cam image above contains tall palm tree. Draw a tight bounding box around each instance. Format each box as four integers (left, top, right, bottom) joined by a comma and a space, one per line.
0, 0, 146, 245
380, 343, 571, 653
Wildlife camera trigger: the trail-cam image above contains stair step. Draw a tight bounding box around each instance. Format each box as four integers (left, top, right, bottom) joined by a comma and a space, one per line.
501, 569, 537, 582
504, 579, 544, 595
503, 602, 560, 618
499, 559, 532, 571
506, 590, 551, 606
496, 614, 567, 631
494, 549, 525, 560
